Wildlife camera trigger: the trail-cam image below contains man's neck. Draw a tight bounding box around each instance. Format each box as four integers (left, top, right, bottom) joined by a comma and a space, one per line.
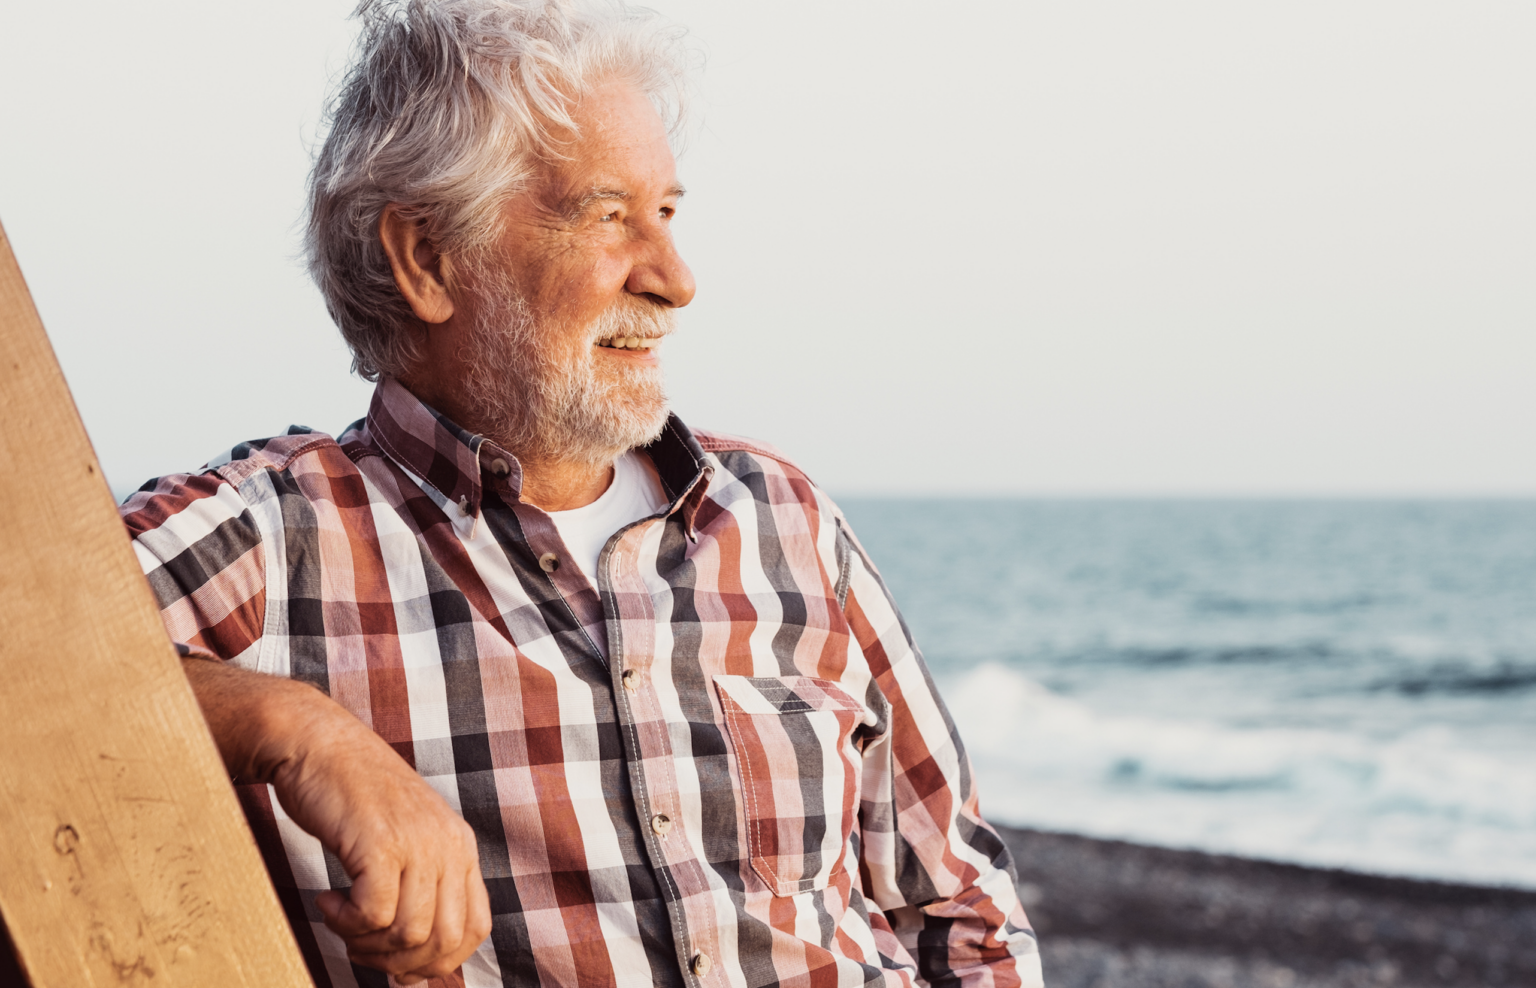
513, 454, 616, 513
393, 373, 619, 513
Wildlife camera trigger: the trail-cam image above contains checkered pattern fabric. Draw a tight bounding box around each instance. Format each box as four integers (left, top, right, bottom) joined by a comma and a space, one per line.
120, 377, 1043, 988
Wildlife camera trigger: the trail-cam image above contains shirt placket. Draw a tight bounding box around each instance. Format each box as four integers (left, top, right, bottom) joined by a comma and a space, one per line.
604, 520, 725, 986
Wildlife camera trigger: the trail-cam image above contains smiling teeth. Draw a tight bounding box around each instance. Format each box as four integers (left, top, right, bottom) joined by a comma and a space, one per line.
598, 336, 661, 349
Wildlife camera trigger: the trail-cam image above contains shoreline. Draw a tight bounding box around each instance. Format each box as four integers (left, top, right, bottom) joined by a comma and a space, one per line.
998, 826, 1536, 987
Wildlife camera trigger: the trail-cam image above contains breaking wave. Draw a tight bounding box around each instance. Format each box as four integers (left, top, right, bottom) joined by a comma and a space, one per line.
946, 662, 1536, 889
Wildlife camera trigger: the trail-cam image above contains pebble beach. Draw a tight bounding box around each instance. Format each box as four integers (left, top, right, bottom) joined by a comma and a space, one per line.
1000, 826, 1536, 988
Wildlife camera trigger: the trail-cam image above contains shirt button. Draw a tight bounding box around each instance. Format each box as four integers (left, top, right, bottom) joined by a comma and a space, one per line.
650, 814, 672, 836
489, 457, 510, 478
538, 552, 559, 573
622, 669, 638, 691
691, 953, 712, 977
457, 495, 471, 516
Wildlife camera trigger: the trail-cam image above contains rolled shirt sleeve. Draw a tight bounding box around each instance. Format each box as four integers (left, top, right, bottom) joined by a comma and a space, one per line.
120, 470, 268, 666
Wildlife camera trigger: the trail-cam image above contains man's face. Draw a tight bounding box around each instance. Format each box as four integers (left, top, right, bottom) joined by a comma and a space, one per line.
456, 78, 695, 466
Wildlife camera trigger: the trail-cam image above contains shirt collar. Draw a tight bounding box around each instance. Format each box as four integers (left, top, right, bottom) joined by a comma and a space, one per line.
366, 377, 714, 534
367, 377, 490, 517
642, 416, 715, 540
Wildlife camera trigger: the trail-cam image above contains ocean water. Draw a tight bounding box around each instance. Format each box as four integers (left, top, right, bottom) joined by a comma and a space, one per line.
837, 498, 1536, 890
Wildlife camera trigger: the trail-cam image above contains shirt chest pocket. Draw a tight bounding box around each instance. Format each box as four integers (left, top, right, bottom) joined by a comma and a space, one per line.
714, 674, 870, 897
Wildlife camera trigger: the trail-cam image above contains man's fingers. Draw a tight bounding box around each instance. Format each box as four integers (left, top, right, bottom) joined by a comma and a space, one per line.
346, 863, 439, 954
389, 970, 466, 988
323, 864, 402, 938
464, 861, 492, 956
352, 865, 461, 968
397, 864, 492, 983
387, 975, 433, 988
354, 862, 491, 980
315, 890, 346, 928
408, 864, 493, 980
428, 863, 469, 956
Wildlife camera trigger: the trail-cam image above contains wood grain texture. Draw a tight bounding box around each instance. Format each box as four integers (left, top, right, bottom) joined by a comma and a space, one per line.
0, 219, 314, 988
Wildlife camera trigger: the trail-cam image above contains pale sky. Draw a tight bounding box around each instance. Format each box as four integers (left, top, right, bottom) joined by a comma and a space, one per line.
2, 1, 1532, 496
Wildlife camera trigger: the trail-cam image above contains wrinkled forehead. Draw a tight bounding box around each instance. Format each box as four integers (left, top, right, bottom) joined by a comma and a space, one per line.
529, 80, 683, 204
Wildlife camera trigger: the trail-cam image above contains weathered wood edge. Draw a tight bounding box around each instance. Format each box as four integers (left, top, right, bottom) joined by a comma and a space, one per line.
0, 218, 314, 987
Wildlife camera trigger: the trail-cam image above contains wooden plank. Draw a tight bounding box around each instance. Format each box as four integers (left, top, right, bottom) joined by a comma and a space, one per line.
0, 218, 314, 988
2, 917, 26, 985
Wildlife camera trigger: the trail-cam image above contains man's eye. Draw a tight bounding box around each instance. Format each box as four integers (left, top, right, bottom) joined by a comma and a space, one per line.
599, 211, 617, 222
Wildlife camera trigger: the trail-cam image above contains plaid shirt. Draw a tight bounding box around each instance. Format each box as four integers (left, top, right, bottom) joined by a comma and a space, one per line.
121, 378, 1042, 988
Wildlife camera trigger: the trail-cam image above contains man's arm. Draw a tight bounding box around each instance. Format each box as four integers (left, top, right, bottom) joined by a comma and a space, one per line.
835, 517, 1045, 988
182, 657, 491, 983
123, 471, 489, 983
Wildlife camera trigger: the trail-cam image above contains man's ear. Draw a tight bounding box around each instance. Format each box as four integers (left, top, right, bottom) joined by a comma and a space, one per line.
378, 205, 455, 324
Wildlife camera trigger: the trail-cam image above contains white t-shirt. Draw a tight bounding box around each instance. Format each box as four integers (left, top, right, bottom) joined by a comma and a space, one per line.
547, 449, 669, 589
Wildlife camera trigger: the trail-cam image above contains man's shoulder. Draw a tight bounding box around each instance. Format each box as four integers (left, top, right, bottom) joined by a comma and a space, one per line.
691, 428, 803, 474
121, 424, 369, 529
200, 423, 367, 486
687, 427, 835, 508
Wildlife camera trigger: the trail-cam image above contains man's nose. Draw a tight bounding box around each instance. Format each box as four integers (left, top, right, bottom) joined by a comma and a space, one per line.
626, 229, 696, 308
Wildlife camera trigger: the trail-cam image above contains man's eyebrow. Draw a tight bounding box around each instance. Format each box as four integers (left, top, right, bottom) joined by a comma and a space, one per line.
562, 184, 687, 221
565, 187, 630, 220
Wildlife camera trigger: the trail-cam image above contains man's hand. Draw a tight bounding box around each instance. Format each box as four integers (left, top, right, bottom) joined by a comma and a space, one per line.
183, 658, 492, 983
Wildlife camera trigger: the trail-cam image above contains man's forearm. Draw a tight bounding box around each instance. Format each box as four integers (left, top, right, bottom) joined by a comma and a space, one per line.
180, 657, 337, 785
179, 655, 493, 981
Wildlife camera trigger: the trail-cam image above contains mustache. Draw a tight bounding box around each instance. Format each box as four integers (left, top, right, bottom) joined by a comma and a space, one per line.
585, 296, 677, 343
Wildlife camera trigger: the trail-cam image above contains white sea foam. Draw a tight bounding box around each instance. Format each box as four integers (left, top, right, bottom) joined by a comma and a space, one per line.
946, 662, 1536, 889
839, 498, 1536, 888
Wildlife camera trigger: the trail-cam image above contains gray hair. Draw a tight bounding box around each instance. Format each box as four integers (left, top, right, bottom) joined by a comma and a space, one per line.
306, 0, 693, 381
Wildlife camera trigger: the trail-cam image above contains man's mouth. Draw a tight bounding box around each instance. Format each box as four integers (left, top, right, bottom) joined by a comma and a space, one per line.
595, 336, 663, 350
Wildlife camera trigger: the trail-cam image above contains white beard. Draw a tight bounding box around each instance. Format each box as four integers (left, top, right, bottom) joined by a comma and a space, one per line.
457, 269, 675, 468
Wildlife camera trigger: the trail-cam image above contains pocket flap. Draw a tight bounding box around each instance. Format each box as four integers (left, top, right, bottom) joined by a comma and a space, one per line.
713, 674, 866, 717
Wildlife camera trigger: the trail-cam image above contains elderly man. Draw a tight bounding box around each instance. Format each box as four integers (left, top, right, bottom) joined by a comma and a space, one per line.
120, 1, 1042, 986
